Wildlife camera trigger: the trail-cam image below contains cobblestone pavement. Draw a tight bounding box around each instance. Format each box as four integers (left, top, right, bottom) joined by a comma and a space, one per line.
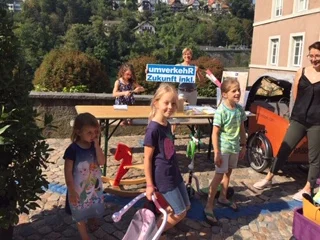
13, 134, 308, 240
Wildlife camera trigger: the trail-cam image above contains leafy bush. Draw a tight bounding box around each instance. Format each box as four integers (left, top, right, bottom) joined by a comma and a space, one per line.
33, 49, 109, 93
128, 56, 160, 94
192, 56, 224, 97
62, 85, 89, 93
0, 4, 52, 230
33, 84, 49, 92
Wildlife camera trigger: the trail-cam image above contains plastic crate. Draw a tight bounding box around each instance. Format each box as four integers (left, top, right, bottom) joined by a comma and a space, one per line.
292, 208, 320, 240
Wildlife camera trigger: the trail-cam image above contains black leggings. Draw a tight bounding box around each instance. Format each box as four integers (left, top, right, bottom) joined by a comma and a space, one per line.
270, 120, 320, 187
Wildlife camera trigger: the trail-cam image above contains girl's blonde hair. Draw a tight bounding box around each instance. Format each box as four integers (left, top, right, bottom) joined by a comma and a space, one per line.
117, 63, 136, 83
71, 113, 99, 142
149, 83, 178, 121
182, 48, 193, 56
218, 78, 240, 106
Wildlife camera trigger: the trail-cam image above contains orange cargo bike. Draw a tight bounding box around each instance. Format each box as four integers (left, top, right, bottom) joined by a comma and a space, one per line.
245, 74, 308, 172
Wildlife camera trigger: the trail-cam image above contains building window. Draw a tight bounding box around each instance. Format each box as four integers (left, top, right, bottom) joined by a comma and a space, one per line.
269, 38, 280, 66
291, 36, 304, 66
296, 0, 308, 12
274, 0, 283, 17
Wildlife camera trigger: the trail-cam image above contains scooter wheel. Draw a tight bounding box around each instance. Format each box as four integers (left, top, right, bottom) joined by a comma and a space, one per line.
186, 185, 195, 199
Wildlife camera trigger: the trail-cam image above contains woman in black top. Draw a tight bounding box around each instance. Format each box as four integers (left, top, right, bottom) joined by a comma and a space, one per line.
253, 41, 320, 201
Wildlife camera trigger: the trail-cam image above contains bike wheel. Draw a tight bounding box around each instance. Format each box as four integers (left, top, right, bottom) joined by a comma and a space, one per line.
247, 133, 272, 172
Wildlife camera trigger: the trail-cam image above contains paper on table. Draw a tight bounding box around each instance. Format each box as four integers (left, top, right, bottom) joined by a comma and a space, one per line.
113, 105, 128, 110
184, 105, 216, 115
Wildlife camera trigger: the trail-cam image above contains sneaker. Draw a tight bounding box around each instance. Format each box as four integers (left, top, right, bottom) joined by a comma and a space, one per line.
292, 189, 310, 202
253, 179, 272, 190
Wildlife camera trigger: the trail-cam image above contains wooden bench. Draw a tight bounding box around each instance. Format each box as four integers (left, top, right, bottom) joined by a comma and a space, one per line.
110, 118, 211, 126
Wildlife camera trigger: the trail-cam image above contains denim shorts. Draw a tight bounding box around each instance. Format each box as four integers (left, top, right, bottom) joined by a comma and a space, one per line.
161, 181, 191, 216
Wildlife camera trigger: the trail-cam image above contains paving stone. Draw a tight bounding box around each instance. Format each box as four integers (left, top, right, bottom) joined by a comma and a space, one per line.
37, 226, 52, 235
176, 221, 191, 232
63, 215, 73, 225
26, 234, 42, 240
186, 231, 199, 240
184, 218, 202, 230
232, 235, 242, 240
45, 215, 62, 226
44, 231, 62, 239
13, 236, 25, 240
238, 217, 247, 225
101, 222, 117, 234
211, 225, 220, 234
93, 228, 106, 238
240, 229, 254, 239
240, 225, 250, 230
12, 136, 311, 240
19, 213, 29, 224
62, 228, 77, 237
252, 232, 267, 240
40, 192, 52, 201
47, 193, 60, 201
31, 219, 46, 230
210, 234, 224, 240
29, 209, 43, 221
112, 230, 125, 239
104, 233, 118, 240
248, 221, 259, 232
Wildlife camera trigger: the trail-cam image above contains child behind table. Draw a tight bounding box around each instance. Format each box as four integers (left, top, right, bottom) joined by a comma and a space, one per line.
64, 113, 105, 239
144, 83, 190, 233
204, 78, 247, 225
112, 63, 144, 125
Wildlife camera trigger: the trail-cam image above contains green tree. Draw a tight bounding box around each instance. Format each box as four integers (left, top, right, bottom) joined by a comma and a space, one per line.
227, 0, 254, 19
128, 56, 159, 94
33, 49, 109, 92
0, 3, 51, 232
192, 56, 224, 97
14, 19, 55, 71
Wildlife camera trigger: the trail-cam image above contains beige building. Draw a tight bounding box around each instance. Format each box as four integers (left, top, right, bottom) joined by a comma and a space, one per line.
248, 0, 320, 85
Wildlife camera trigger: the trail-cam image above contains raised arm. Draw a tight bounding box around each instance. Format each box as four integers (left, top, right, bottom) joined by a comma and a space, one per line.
133, 82, 145, 93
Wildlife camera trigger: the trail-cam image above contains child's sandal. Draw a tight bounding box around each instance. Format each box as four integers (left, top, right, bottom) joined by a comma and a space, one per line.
204, 209, 220, 226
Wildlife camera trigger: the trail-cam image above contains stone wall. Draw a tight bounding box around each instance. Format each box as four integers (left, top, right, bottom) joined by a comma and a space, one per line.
30, 92, 216, 138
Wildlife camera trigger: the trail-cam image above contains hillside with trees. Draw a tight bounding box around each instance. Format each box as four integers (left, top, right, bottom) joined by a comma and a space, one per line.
11, 0, 254, 96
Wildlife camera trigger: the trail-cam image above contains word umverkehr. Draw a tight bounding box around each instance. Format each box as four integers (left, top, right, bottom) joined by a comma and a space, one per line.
146, 64, 196, 83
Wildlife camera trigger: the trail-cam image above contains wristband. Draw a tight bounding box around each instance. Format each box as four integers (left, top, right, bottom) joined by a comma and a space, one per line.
146, 184, 154, 188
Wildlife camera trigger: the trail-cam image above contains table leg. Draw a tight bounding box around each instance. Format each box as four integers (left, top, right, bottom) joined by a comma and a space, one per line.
103, 119, 109, 176
102, 119, 121, 176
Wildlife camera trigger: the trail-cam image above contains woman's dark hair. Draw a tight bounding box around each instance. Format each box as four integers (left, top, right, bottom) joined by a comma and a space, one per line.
309, 41, 320, 51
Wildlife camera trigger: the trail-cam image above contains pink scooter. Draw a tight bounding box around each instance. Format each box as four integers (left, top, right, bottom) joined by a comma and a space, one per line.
112, 193, 168, 240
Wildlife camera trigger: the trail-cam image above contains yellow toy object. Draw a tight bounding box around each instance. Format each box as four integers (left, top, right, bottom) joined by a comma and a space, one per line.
302, 193, 320, 225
